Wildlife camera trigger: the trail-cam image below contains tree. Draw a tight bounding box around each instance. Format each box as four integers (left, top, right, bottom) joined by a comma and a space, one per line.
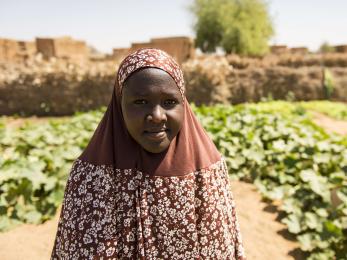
190, 0, 274, 56
319, 41, 335, 53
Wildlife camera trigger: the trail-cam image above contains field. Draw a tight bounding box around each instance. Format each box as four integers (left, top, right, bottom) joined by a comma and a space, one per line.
0, 101, 346, 259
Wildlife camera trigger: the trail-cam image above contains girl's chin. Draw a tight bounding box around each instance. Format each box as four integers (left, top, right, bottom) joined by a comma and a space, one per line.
142, 141, 170, 154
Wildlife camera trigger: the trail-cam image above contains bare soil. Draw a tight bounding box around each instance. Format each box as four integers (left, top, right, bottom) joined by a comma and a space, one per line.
0, 209, 60, 260
3, 116, 69, 128
311, 111, 347, 135
231, 181, 305, 260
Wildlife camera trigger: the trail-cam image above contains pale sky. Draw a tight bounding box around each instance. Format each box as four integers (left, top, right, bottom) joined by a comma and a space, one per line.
1, 0, 346, 53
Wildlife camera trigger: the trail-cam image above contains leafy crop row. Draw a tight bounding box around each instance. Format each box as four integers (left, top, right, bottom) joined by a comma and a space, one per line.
193, 103, 347, 259
0, 110, 103, 230
0, 102, 346, 259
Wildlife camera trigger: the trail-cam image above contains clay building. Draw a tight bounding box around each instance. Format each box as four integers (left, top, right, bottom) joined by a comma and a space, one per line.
270, 45, 310, 55
270, 45, 288, 55
18, 41, 36, 59
112, 47, 130, 61
113, 36, 195, 64
290, 47, 309, 55
0, 38, 36, 63
36, 36, 89, 61
0, 38, 17, 62
335, 45, 347, 53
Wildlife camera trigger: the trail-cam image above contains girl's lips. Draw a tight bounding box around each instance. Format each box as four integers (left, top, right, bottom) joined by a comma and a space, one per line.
143, 130, 168, 141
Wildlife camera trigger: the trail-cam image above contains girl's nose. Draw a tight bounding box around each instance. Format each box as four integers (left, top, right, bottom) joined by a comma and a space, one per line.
147, 105, 167, 123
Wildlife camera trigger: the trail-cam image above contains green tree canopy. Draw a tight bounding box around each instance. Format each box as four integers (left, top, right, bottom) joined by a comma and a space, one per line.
191, 0, 274, 56
319, 41, 336, 53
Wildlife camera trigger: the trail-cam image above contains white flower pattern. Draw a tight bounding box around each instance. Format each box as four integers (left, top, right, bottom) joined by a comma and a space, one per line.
51, 158, 245, 259
117, 48, 185, 99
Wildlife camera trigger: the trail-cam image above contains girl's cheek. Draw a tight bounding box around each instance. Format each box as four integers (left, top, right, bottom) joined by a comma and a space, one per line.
170, 108, 184, 119
125, 105, 144, 117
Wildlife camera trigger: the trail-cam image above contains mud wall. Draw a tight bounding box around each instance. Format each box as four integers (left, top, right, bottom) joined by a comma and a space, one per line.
1, 55, 346, 116
183, 55, 347, 105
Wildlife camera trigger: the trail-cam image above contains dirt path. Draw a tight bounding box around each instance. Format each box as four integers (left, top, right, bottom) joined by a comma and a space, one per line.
310, 111, 347, 135
231, 181, 304, 260
0, 210, 60, 260
0, 180, 303, 260
3, 116, 70, 129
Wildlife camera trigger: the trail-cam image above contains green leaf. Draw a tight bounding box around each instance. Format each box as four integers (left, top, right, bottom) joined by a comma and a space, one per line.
323, 220, 342, 237
297, 233, 316, 251
304, 212, 322, 230
24, 211, 42, 224
282, 214, 302, 234
299, 170, 330, 201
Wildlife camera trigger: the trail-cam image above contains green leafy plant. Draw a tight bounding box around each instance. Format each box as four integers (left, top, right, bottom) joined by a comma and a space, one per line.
323, 69, 335, 100
1, 102, 346, 259
0, 109, 104, 231
192, 102, 347, 259
319, 42, 336, 53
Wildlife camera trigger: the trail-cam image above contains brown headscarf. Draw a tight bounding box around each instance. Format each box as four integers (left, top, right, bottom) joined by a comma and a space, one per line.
79, 48, 221, 176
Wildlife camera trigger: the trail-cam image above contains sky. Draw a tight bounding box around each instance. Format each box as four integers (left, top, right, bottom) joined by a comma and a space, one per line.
1, 0, 346, 53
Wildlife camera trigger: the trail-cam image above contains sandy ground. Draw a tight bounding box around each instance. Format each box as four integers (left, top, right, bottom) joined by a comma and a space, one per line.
3, 116, 70, 129
231, 181, 304, 260
311, 111, 347, 135
0, 180, 305, 260
0, 210, 60, 260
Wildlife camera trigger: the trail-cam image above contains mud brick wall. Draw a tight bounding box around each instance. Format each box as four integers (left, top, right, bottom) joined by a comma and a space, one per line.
112, 37, 195, 64
0, 39, 18, 62
335, 45, 347, 53
1, 55, 347, 116
0, 38, 35, 63
183, 56, 347, 105
36, 37, 88, 61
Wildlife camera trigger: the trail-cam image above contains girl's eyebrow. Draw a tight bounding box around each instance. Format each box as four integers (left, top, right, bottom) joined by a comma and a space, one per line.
130, 89, 181, 97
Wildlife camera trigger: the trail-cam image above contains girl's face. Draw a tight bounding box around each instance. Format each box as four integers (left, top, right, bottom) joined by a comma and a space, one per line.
121, 68, 184, 153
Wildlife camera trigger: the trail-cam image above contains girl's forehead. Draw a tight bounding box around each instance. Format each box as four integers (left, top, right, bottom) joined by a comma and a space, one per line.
123, 68, 182, 97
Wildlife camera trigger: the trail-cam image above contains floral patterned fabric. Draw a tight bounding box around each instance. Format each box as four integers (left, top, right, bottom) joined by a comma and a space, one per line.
117, 48, 185, 97
51, 158, 245, 259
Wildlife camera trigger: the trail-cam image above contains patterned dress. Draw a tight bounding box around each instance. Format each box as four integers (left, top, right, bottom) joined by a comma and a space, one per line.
51, 157, 245, 259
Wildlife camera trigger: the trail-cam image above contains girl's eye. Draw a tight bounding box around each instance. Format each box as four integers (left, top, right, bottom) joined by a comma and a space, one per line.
134, 99, 147, 105
164, 99, 177, 105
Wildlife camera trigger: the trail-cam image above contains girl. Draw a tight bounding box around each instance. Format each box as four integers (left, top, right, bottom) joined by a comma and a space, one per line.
51, 48, 245, 259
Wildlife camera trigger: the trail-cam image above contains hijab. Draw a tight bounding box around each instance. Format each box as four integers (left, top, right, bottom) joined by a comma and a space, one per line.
78, 48, 221, 176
